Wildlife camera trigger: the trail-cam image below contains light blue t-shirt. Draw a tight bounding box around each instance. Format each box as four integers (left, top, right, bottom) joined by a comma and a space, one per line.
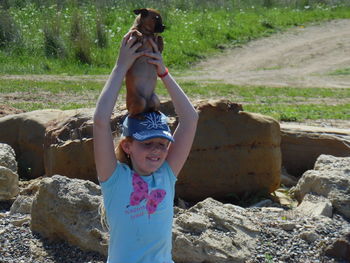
100, 161, 177, 263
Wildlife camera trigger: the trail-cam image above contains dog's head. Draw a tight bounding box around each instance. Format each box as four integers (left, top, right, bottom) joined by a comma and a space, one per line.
133, 8, 165, 34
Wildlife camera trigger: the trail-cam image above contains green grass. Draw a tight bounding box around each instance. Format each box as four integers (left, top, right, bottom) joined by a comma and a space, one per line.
0, 79, 102, 93
245, 103, 350, 121
170, 82, 350, 99
1, 2, 350, 74
329, 68, 350, 76
2, 78, 349, 122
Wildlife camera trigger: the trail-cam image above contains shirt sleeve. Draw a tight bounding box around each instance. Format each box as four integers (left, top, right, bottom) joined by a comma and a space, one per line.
163, 161, 177, 185
99, 161, 128, 202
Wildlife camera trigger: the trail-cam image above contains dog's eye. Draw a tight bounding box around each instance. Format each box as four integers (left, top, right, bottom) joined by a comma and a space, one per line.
155, 16, 159, 20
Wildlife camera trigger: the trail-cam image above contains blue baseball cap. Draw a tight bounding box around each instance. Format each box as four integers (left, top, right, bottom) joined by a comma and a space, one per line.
122, 111, 174, 142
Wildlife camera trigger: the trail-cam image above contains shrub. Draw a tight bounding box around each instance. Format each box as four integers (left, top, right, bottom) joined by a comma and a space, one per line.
0, 10, 21, 48
70, 11, 92, 64
43, 19, 67, 58
96, 16, 108, 48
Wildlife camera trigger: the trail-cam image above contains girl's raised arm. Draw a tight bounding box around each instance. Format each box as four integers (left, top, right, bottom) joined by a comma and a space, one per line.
93, 32, 143, 182
146, 39, 199, 176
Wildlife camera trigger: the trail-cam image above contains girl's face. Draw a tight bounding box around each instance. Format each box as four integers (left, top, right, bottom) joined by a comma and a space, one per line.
122, 137, 170, 176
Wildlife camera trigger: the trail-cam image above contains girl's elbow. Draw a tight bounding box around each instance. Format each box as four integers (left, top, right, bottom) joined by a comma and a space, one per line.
192, 110, 199, 123
93, 114, 110, 129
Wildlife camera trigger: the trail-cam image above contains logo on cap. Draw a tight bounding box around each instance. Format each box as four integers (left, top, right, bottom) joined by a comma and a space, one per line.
140, 112, 168, 130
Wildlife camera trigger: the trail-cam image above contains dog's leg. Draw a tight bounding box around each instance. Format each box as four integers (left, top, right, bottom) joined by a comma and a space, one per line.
156, 36, 164, 53
147, 93, 161, 112
127, 94, 147, 116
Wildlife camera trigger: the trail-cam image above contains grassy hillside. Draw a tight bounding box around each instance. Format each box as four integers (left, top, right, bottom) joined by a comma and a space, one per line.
1, 0, 350, 74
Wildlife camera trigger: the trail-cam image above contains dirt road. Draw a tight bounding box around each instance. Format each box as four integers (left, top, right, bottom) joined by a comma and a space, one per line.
182, 19, 350, 89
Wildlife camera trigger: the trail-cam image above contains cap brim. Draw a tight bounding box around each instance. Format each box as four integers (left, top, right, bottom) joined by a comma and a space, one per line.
132, 130, 174, 142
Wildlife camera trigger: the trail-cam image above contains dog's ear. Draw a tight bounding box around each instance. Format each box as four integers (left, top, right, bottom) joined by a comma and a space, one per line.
134, 9, 149, 17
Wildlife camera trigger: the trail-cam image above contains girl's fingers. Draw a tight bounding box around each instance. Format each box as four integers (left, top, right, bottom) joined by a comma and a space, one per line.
135, 50, 146, 59
148, 38, 159, 53
126, 36, 138, 47
147, 59, 161, 67
144, 51, 160, 59
131, 42, 142, 52
122, 31, 133, 46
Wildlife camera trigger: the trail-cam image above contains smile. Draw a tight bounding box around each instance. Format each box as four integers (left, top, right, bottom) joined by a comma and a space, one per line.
147, 157, 160, 161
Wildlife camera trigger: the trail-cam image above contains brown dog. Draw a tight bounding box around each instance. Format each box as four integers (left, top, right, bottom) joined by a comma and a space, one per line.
125, 8, 165, 116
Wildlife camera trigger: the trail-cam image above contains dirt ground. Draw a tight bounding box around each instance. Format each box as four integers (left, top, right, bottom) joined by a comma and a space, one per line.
1, 19, 349, 128
182, 19, 350, 89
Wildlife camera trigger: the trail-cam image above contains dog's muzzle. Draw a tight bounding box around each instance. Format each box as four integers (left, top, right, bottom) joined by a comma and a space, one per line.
155, 24, 165, 33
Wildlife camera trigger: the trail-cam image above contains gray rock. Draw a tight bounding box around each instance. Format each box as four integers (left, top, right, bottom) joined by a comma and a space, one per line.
10, 195, 33, 215
299, 231, 320, 243
172, 198, 258, 263
295, 194, 333, 218
325, 232, 350, 261
0, 143, 17, 173
30, 175, 108, 256
0, 166, 19, 200
294, 155, 350, 219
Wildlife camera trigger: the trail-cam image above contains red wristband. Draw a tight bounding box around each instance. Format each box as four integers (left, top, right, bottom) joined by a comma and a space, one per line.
158, 67, 169, 78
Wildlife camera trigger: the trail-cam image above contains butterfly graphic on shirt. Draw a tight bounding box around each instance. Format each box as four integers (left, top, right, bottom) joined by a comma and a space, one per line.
128, 173, 166, 217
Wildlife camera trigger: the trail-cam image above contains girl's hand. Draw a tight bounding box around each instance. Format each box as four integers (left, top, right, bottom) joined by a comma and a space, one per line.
116, 31, 144, 71
144, 38, 167, 76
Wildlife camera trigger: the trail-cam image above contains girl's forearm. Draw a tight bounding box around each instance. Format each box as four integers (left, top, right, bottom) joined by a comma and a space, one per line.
94, 66, 128, 125
161, 73, 198, 122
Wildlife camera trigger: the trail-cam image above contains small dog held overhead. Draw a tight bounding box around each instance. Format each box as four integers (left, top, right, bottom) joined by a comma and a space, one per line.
125, 8, 165, 116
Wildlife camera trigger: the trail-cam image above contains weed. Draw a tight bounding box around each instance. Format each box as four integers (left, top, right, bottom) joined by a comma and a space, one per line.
264, 253, 274, 263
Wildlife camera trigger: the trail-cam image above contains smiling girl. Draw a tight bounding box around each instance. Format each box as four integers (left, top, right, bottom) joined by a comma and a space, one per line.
93, 31, 198, 263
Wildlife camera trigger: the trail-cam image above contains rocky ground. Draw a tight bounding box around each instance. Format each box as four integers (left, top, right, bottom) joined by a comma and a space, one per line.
246, 207, 350, 263
0, 200, 106, 263
1, 191, 350, 263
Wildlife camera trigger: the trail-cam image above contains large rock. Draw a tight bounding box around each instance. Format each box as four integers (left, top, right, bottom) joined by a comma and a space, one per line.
0, 110, 85, 178
0, 143, 17, 172
30, 175, 108, 256
173, 198, 258, 262
293, 155, 350, 219
0, 166, 19, 200
43, 109, 122, 183
281, 124, 350, 177
177, 100, 281, 201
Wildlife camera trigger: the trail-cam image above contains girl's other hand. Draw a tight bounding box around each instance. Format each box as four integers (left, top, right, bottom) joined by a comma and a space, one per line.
145, 38, 167, 76
116, 30, 144, 71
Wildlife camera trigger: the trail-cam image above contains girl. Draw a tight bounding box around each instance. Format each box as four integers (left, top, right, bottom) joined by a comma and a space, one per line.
93, 31, 198, 263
